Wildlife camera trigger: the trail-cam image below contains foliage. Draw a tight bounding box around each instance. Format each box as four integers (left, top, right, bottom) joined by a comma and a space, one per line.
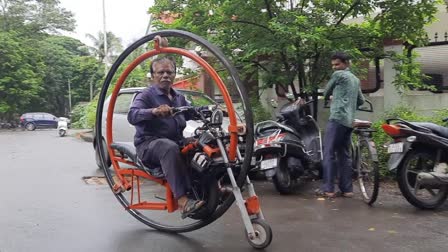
85, 31, 124, 63
149, 0, 441, 98
0, 0, 75, 34
250, 96, 272, 123
390, 51, 433, 94
0, 1, 109, 120
71, 98, 98, 129
36, 35, 103, 116
0, 31, 45, 119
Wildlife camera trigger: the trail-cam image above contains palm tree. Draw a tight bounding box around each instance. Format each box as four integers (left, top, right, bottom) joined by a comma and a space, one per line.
85, 31, 123, 64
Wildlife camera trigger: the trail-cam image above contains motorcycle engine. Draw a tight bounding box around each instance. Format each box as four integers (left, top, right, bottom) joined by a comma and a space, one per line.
191, 152, 211, 173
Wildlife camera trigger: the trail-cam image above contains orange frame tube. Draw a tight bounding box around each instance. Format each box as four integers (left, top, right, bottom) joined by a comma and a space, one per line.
106, 41, 239, 212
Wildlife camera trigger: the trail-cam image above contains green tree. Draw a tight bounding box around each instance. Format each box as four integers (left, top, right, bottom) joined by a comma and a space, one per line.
0, 0, 75, 34
86, 31, 124, 63
37, 35, 103, 115
149, 0, 441, 98
0, 31, 44, 119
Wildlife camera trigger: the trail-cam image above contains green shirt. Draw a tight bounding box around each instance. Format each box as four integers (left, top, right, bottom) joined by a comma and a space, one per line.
323, 69, 365, 128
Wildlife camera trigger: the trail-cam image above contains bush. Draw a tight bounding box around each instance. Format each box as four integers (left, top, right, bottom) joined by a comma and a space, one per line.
70, 98, 98, 129
250, 96, 272, 123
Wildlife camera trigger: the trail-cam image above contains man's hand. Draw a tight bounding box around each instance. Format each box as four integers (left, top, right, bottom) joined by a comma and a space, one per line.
152, 104, 172, 117
293, 97, 306, 106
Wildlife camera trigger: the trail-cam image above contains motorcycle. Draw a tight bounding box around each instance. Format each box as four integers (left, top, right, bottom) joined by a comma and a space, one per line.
253, 96, 322, 194
57, 117, 69, 137
382, 118, 448, 209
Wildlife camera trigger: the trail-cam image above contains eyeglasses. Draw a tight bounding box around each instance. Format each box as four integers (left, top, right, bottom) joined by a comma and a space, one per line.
155, 70, 175, 76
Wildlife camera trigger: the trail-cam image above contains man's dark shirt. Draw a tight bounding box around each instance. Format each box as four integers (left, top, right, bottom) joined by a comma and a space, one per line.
127, 85, 192, 147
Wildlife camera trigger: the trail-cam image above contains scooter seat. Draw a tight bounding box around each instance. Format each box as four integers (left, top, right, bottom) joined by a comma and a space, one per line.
411, 122, 448, 138
110, 142, 165, 178
353, 119, 372, 128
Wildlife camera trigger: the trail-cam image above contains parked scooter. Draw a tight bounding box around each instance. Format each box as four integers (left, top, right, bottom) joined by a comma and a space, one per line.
382, 118, 448, 209
253, 95, 323, 194
57, 117, 68, 137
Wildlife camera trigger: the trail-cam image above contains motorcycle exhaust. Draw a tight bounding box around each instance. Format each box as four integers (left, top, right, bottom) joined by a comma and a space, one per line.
416, 172, 448, 186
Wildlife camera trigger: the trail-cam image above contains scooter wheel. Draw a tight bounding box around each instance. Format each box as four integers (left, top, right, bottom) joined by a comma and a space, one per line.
59, 129, 66, 137
246, 218, 273, 249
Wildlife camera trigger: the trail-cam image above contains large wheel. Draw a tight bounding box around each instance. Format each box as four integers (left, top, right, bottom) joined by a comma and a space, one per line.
273, 158, 297, 195
246, 218, 273, 249
397, 149, 448, 209
357, 140, 380, 205
95, 30, 254, 233
95, 138, 111, 169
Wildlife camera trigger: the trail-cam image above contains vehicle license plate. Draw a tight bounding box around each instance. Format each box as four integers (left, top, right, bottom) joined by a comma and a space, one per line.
260, 158, 277, 170
387, 142, 403, 153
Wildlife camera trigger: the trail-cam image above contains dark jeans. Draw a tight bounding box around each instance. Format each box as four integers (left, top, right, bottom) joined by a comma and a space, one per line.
322, 120, 353, 193
137, 138, 191, 200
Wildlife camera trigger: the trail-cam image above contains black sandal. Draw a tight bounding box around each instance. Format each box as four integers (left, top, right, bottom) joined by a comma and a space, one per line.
181, 199, 205, 219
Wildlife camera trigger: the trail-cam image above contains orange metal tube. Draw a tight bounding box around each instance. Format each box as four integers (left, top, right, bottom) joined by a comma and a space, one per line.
128, 202, 168, 210
106, 45, 239, 213
118, 169, 166, 185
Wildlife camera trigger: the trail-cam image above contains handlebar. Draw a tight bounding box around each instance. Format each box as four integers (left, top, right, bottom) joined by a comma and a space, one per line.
324, 99, 374, 113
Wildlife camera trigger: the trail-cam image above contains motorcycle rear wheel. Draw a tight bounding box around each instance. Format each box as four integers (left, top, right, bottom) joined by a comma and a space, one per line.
397, 149, 448, 209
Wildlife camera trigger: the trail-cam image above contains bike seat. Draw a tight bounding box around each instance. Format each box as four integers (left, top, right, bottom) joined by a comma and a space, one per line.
411, 122, 448, 138
110, 142, 165, 178
353, 119, 372, 129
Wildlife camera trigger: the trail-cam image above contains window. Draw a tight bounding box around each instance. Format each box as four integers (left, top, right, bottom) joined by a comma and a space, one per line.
43, 113, 55, 120
115, 93, 134, 114
33, 114, 44, 119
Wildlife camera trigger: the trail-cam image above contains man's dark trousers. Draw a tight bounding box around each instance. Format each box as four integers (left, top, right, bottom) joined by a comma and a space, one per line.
322, 120, 353, 193
137, 138, 191, 200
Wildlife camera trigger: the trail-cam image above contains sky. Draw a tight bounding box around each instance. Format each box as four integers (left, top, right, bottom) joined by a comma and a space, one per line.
59, 0, 154, 47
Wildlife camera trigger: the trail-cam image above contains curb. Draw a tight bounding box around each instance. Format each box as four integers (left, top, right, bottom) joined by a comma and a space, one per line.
76, 130, 94, 143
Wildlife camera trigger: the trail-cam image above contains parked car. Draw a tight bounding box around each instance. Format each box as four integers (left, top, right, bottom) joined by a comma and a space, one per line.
94, 87, 236, 169
19, 112, 59, 131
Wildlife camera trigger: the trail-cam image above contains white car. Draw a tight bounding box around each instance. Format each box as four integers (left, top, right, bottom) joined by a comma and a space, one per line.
94, 87, 237, 169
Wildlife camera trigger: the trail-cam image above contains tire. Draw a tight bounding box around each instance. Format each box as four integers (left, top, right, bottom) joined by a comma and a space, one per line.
397, 149, 448, 209
58, 129, 66, 137
95, 138, 111, 169
188, 176, 219, 220
272, 158, 297, 195
25, 123, 36, 131
357, 140, 380, 205
246, 218, 273, 249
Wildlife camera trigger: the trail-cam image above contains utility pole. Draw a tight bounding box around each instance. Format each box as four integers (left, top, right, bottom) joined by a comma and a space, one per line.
90, 78, 93, 101
68, 79, 72, 112
102, 0, 108, 76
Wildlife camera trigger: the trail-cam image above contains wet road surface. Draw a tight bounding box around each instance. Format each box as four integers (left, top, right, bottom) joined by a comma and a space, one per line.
1, 130, 447, 252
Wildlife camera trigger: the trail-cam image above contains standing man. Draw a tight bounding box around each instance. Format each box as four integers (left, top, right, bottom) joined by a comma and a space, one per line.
319, 52, 365, 198
127, 56, 204, 218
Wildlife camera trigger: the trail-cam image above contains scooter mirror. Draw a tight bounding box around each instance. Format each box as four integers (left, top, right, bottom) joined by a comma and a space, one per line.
270, 99, 278, 108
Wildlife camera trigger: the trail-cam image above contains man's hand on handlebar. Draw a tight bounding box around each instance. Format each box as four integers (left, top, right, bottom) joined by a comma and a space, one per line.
152, 104, 172, 117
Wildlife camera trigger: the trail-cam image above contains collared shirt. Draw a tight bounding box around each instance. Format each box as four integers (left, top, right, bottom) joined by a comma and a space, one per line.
323, 69, 365, 128
127, 85, 192, 147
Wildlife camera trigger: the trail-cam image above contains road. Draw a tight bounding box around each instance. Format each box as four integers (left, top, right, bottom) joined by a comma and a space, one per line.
0, 129, 447, 252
